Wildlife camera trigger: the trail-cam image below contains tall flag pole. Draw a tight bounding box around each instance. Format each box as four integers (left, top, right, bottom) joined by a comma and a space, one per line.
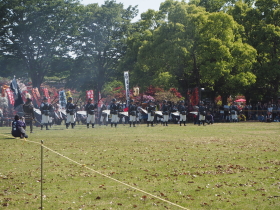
98, 91, 103, 107
124, 71, 130, 106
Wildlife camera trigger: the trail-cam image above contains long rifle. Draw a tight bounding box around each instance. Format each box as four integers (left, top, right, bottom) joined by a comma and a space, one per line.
50, 95, 58, 106
34, 117, 43, 126
74, 95, 82, 106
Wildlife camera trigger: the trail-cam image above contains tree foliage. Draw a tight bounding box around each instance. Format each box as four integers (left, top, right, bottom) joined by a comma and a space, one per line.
0, 0, 83, 88
122, 1, 257, 103
229, 0, 280, 102
65, 0, 138, 99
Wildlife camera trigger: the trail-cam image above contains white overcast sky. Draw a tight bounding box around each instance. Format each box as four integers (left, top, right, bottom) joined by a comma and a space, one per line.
80, 0, 167, 22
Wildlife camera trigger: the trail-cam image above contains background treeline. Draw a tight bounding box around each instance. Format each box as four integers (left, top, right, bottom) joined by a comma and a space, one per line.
0, 0, 279, 104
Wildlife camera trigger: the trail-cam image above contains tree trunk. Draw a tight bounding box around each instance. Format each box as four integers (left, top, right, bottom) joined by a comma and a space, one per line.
193, 53, 201, 102
221, 93, 229, 105
30, 71, 44, 89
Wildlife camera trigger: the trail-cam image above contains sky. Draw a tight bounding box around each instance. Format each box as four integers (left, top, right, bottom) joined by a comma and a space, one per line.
80, 0, 166, 22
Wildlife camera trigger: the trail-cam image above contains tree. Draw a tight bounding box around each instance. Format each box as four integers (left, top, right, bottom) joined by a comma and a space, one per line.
0, 0, 82, 88
229, 0, 280, 102
65, 0, 138, 99
118, 7, 167, 91
126, 1, 256, 104
189, 0, 230, 12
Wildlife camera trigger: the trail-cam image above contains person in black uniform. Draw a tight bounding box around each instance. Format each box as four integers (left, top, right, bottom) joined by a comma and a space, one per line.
99, 104, 108, 126
146, 100, 156, 127
198, 101, 206, 126
110, 98, 118, 127
118, 103, 125, 125
178, 100, 188, 126
128, 99, 137, 127
85, 98, 97, 128
161, 100, 170, 126
22, 95, 35, 133
65, 97, 76, 129
40, 97, 52, 130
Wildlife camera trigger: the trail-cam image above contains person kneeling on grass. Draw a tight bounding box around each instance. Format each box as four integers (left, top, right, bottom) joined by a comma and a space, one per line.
11, 115, 28, 139
205, 112, 214, 125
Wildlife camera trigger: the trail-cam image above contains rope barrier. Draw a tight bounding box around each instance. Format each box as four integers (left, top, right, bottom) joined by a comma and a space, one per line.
0, 133, 189, 210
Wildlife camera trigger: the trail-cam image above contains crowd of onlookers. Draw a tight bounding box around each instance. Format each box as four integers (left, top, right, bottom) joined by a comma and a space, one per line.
204, 102, 280, 123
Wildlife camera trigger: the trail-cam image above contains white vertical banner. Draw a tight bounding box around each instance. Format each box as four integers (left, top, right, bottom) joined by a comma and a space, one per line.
59, 90, 67, 108
124, 71, 130, 105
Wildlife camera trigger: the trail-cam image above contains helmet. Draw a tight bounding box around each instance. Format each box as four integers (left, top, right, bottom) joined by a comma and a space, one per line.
112, 98, 116, 102
180, 100, 184, 103
88, 98, 93, 101
68, 97, 73, 101
163, 100, 167, 103
43, 97, 48, 100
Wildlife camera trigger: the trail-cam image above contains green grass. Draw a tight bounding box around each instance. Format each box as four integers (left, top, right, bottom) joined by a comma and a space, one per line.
1, 122, 280, 209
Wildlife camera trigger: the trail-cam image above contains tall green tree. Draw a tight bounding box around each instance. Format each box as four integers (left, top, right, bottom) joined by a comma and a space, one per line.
125, 0, 256, 103
65, 0, 138, 97
229, 0, 280, 102
0, 0, 82, 88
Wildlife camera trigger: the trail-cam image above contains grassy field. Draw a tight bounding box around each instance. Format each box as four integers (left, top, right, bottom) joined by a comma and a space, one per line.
0, 122, 280, 210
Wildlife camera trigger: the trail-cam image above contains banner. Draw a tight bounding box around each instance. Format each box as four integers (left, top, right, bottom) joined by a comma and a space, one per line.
41, 87, 51, 103
10, 78, 24, 108
190, 87, 199, 106
32, 88, 41, 107
1, 85, 9, 97
59, 90, 67, 108
86, 90, 94, 102
98, 91, 103, 107
124, 71, 130, 105
5, 88, 15, 106
66, 90, 72, 100
21, 90, 29, 102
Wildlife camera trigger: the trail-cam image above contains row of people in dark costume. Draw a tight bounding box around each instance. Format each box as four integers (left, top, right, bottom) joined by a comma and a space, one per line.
15, 96, 213, 136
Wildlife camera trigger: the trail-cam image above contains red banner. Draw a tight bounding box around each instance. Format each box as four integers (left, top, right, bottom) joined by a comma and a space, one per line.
32, 88, 41, 106
2, 85, 9, 97
21, 90, 28, 102
5, 88, 15, 105
190, 87, 199, 106
41, 87, 51, 103
86, 90, 94, 103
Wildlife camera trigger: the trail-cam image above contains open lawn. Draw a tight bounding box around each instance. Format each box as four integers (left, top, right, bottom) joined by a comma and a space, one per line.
0, 122, 280, 210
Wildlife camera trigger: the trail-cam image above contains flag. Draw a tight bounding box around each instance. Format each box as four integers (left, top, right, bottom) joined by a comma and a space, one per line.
32, 88, 41, 107
124, 71, 130, 105
21, 90, 29, 102
59, 90, 67, 108
41, 87, 50, 103
66, 90, 72, 99
5, 88, 15, 106
86, 90, 94, 102
98, 91, 103, 107
1, 85, 9, 97
10, 77, 24, 108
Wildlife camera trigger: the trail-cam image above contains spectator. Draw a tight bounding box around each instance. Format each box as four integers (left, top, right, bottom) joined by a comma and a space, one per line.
11, 115, 28, 138
205, 112, 214, 125
274, 114, 280, 122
